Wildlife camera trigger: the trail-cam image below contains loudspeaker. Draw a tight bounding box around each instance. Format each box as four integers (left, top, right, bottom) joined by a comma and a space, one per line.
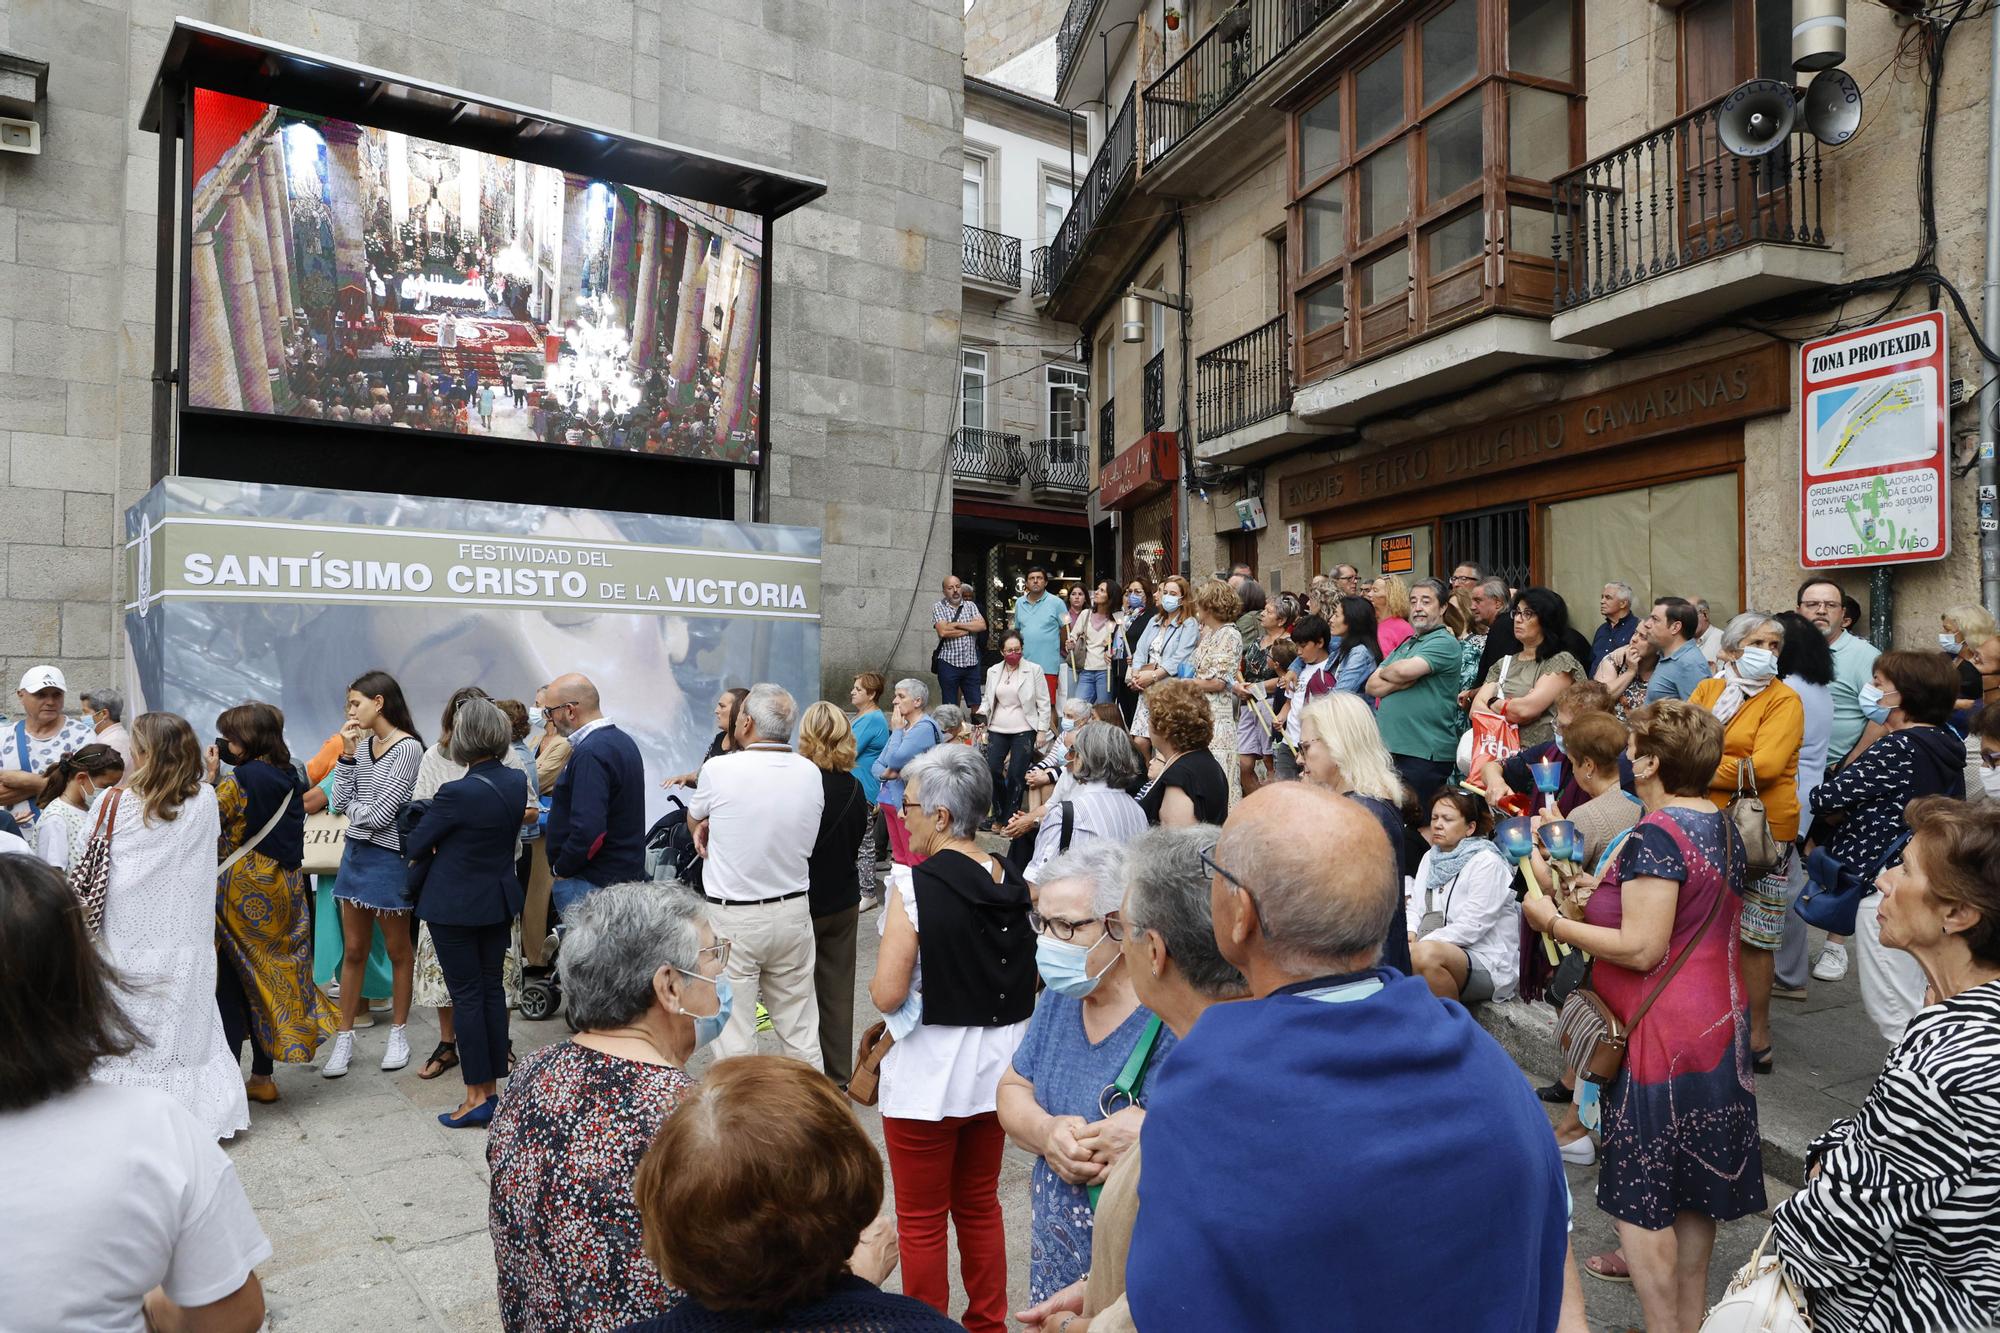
1717, 79, 1798, 158
1803, 68, 1862, 146
1793, 0, 1847, 72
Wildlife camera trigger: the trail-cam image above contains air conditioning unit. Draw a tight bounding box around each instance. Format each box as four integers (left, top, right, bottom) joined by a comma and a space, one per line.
1233, 496, 1267, 531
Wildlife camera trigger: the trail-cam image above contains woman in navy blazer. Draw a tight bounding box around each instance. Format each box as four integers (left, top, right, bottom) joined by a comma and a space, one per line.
405, 698, 530, 1127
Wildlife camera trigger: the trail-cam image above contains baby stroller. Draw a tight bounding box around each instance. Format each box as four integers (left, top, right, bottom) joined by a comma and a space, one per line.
514, 800, 704, 1025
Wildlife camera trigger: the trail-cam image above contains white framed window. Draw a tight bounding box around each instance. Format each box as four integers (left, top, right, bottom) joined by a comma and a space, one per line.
1041, 173, 1074, 243
960, 347, 989, 431
963, 154, 988, 229
1047, 365, 1088, 444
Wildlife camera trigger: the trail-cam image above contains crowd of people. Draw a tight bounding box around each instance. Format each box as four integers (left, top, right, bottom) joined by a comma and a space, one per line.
3, 554, 2000, 1332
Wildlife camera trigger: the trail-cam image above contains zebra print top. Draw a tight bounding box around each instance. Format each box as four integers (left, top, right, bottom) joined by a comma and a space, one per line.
1771, 978, 2000, 1332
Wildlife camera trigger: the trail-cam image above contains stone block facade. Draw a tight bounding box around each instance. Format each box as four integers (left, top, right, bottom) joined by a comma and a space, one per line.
0, 0, 965, 705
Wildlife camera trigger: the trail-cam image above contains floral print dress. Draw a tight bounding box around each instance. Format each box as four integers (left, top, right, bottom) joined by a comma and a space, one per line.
1194, 623, 1243, 806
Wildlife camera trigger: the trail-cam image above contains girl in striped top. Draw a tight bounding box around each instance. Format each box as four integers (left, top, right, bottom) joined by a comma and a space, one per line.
1773, 796, 2000, 1331
324, 670, 425, 1078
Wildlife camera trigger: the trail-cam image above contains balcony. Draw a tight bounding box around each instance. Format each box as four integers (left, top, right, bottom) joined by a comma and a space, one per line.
1142, 350, 1166, 433
1042, 87, 1177, 321
1194, 313, 1341, 464
1030, 246, 1054, 300
1098, 397, 1116, 468
1550, 92, 1842, 348
1026, 438, 1091, 501
1056, 0, 1142, 108
950, 427, 1025, 496
962, 224, 1022, 295
1141, 0, 1348, 196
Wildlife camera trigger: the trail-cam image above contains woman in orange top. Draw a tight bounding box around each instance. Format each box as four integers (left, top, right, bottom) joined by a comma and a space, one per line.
1690, 612, 1802, 1073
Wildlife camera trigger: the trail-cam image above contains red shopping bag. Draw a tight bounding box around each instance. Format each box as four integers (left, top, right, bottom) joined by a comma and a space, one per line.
1467, 707, 1521, 770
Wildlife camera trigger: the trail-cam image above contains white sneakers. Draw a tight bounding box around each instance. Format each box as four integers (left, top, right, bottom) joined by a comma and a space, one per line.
322, 1030, 354, 1078
322, 1024, 412, 1076
1812, 941, 1850, 983
381, 1024, 411, 1072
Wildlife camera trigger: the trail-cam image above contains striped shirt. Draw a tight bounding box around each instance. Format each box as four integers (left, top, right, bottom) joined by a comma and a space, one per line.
1024, 781, 1147, 882
1773, 979, 2000, 1331
331, 734, 422, 851
933, 598, 983, 668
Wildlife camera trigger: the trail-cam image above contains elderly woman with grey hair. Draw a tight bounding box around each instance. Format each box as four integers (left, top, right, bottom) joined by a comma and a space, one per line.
1023, 721, 1148, 883
869, 743, 1033, 1330
873, 676, 946, 867
1018, 825, 1248, 1333
999, 842, 1179, 1306
1690, 610, 1804, 1070
487, 882, 727, 1333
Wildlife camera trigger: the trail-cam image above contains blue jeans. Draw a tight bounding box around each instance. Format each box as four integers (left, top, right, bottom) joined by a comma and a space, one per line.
551, 876, 599, 919
938, 659, 982, 711
1073, 669, 1109, 705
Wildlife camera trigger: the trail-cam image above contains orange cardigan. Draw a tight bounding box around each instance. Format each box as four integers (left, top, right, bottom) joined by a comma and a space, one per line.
1689, 677, 1804, 842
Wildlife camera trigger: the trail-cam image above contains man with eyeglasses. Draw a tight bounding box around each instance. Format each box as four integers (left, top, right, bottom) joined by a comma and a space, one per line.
1124, 784, 1572, 1332
1798, 577, 1881, 765
1449, 561, 1483, 593
1330, 564, 1361, 597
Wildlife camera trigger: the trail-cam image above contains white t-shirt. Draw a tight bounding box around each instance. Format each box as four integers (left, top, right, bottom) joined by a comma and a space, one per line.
1283, 658, 1331, 746
0, 715, 95, 820
0, 1081, 271, 1330
685, 745, 824, 902
876, 863, 1028, 1122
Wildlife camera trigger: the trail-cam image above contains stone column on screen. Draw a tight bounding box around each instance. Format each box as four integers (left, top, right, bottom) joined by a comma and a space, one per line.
627, 204, 662, 370
218, 195, 277, 413
187, 230, 244, 411
319, 122, 370, 308
255, 144, 297, 322
718, 252, 760, 448
670, 230, 709, 387
239, 176, 287, 381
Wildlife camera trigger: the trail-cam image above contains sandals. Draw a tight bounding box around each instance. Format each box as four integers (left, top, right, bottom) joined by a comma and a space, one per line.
1753, 1046, 1775, 1075
1583, 1249, 1632, 1283
417, 1041, 459, 1080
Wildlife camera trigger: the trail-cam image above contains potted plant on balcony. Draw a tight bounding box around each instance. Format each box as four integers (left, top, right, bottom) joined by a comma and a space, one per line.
1164, 6, 1181, 29
1216, 1, 1251, 41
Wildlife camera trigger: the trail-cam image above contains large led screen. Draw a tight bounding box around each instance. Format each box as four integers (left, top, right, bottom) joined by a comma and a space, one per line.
186, 90, 764, 465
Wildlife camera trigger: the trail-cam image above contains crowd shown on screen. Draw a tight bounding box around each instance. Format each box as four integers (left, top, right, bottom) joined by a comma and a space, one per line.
5, 560, 2000, 1333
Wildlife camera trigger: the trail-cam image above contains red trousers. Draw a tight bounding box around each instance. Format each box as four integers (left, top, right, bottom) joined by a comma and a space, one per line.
881, 1111, 1009, 1333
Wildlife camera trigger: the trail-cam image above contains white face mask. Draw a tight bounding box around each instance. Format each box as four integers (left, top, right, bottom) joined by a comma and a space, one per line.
1984, 766, 2000, 800
1941, 633, 1962, 655
1734, 646, 1779, 682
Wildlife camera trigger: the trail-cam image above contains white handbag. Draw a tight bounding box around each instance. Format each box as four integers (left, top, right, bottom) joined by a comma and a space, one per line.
1698, 1230, 1811, 1333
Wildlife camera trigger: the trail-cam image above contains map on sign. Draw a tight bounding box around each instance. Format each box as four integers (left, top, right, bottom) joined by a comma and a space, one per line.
1805, 368, 1937, 476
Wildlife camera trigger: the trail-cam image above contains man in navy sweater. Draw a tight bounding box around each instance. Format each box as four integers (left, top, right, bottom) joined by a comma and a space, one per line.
1126, 783, 1578, 1332
543, 673, 646, 917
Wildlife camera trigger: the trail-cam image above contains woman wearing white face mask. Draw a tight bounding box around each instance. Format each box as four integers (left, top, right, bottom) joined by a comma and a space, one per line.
1690, 612, 1802, 1071
1971, 707, 2000, 806
1940, 603, 1997, 717
31, 742, 123, 871
487, 881, 728, 1333
997, 842, 1178, 1309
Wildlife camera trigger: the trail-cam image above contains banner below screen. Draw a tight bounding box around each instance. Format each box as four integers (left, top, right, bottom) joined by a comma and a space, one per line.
125, 478, 820, 824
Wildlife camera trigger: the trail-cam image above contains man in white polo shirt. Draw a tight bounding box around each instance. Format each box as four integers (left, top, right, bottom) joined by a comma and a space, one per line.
687, 682, 826, 1070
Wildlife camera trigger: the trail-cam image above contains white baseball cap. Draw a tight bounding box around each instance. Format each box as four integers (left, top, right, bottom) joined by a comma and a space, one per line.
17, 665, 67, 695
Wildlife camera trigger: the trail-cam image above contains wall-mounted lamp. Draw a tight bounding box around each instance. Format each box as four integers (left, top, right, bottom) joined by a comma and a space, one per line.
1119, 285, 1190, 343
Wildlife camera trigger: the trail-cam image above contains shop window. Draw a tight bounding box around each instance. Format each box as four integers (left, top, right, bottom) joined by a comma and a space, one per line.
1288, 0, 1581, 383
1541, 473, 1741, 632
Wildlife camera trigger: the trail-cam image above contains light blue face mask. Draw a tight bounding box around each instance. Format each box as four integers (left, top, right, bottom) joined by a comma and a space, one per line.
1036, 935, 1114, 999
1858, 682, 1892, 725
1158, 593, 1182, 613
1060, 717, 1076, 733
528, 706, 546, 728
676, 971, 733, 1049
1734, 646, 1779, 682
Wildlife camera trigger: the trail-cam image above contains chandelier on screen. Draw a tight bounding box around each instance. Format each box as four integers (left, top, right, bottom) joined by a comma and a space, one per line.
546, 294, 639, 416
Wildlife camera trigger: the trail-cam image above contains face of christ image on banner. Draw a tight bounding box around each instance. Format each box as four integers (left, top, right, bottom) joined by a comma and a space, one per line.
184, 89, 765, 466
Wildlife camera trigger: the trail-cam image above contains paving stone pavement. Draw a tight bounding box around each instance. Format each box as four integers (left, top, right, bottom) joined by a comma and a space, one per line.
229, 899, 1860, 1331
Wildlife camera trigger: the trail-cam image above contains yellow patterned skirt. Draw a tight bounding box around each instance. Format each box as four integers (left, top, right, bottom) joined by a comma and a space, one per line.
217, 850, 337, 1063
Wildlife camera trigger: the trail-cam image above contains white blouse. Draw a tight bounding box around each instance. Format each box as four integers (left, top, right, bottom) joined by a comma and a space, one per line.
1407, 845, 1522, 1000
876, 862, 1028, 1122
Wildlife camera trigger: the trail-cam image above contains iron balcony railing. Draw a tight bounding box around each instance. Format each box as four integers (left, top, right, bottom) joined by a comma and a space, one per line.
1551, 90, 1829, 312
1143, 0, 1348, 169
962, 224, 1022, 287
1044, 87, 1136, 300
1056, 0, 1101, 92
1030, 246, 1054, 298
1026, 438, 1091, 494
1142, 350, 1166, 433
1098, 397, 1116, 467
950, 427, 1025, 485
1197, 313, 1291, 440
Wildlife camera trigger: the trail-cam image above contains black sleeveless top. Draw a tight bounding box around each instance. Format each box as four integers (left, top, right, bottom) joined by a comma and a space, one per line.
1136, 749, 1229, 826
912, 848, 1036, 1028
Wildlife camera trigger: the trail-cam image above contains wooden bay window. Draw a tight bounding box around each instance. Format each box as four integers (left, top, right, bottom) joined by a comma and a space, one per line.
1287, 0, 1583, 382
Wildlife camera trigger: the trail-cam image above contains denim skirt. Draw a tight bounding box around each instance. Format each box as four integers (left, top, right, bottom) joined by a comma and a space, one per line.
335, 837, 411, 914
